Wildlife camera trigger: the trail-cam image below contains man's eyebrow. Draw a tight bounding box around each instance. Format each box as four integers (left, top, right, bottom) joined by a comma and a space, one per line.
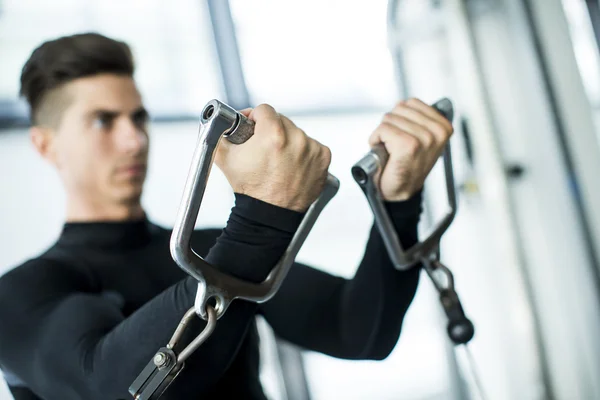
87, 109, 120, 119
131, 107, 149, 119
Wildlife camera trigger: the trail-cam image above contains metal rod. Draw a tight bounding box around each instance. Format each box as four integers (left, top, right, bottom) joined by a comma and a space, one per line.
177, 305, 218, 363
168, 307, 197, 350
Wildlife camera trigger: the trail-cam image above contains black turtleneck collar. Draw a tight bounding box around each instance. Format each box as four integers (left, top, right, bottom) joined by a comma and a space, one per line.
57, 217, 157, 250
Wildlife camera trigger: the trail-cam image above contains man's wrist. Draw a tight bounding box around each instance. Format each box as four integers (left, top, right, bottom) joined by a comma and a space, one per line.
203, 193, 304, 283
384, 189, 423, 221
232, 193, 305, 234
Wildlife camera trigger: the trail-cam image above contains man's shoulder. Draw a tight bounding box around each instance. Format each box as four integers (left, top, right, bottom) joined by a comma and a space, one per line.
0, 257, 52, 314
0, 253, 50, 284
0, 247, 88, 298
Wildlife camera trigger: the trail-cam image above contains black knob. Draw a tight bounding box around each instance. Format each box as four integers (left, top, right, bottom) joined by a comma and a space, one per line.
448, 318, 475, 345
505, 164, 525, 179
439, 289, 475, 345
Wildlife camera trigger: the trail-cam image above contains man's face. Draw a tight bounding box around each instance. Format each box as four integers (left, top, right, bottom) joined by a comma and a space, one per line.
50, 74, 149, 207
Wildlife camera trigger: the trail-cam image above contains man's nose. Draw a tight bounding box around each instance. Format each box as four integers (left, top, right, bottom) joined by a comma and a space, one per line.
116, 117, 148, 154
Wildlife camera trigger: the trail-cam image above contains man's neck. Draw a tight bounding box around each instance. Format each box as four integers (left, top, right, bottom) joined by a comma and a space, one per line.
65, 196, 145, 222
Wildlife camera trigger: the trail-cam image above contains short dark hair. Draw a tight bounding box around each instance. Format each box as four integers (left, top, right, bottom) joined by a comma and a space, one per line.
19, 32, 135, 126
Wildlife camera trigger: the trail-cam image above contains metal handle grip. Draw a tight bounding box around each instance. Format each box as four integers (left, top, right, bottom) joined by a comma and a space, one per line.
352, 98, 456, 270
170, 99, 340, 319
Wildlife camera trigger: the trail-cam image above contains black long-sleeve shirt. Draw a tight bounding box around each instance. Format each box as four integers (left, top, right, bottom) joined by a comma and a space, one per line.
0, 192, 422, 400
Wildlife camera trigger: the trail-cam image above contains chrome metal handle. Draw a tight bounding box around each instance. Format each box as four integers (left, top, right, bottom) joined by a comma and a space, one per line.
170, 99, 340, 319
352, 98, 456, 270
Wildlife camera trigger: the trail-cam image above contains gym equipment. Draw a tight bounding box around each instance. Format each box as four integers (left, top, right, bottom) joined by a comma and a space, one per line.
352, 98, 475, 345
128, 100, 340, 400
353, 98, 484, 398
129, 98, 482, 400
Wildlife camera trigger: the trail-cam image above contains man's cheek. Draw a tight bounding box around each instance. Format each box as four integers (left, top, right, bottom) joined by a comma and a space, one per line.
62, 149, 87, 185
104, 164, 119, 190
77, 150, 106, 192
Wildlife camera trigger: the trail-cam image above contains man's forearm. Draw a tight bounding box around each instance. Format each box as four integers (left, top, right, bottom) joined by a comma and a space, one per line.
124, 193, 305, 398
259, 191, 423, 360
340, 199, 422, 359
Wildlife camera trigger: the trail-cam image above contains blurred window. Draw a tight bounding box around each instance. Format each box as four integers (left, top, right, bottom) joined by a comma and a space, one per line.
0, 0, 223, 123
229, 0, 398, 114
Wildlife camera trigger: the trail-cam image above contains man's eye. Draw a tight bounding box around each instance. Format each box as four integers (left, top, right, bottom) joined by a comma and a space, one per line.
132, 113, 149, 129
92, 115, 113, 130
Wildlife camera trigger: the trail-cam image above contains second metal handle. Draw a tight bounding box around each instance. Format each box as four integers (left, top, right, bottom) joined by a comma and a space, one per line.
352, 98, 457, 270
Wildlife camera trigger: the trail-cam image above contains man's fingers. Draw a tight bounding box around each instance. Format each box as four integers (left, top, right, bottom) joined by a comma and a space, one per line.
370, 98, 454, 150
249, 104, 279, 124
281, 113, 316, 159
391, 102, 451, 144
368, 117, 430, 155
381, 112, 435, 149
369, 122, 423, 158
404, 98, 453, 134
279, 114, 298, 132
248, 104, 288, 149
239, 107, 253, 117
369, 120, 395, 147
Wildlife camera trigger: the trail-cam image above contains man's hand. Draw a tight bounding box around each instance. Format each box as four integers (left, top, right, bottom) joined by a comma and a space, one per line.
215, 104, 332, 212
369, 98, 454, 201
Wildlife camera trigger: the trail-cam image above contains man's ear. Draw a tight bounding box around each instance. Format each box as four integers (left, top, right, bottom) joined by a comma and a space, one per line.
30, 126, 59, 167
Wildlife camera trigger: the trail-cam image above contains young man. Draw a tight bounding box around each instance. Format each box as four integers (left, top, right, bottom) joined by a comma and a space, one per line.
0, 33, 453, 399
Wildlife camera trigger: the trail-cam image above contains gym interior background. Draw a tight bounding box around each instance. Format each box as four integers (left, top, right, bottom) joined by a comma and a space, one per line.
1, 0, 600, 399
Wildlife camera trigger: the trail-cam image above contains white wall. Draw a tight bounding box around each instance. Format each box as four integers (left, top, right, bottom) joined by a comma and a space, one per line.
0, 114, 455, 399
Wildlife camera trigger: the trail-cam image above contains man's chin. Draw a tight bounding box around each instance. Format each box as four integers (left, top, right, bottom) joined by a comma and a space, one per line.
114, 182, 145, 206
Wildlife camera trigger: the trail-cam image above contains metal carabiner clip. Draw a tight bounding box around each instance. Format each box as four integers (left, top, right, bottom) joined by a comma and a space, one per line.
129, 305, 217, 400
130, 100, 339, 399
351, 98, 474, 345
